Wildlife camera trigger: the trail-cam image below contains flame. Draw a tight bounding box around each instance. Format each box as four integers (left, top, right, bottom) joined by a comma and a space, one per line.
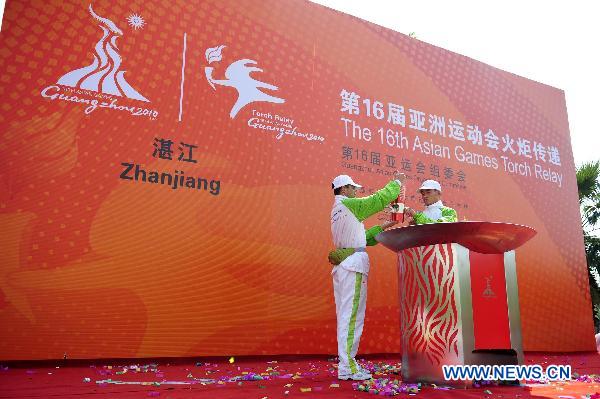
205, 45, 226, 64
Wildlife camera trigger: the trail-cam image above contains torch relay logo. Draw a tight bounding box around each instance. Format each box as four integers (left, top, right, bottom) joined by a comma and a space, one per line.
204, 45, 284, 118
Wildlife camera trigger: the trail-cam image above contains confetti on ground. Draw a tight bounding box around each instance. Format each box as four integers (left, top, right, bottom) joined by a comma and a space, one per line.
5, 353, 600, 398
361, 361, 403, 375
353, 378, 420, 396
577, 375, 600, 383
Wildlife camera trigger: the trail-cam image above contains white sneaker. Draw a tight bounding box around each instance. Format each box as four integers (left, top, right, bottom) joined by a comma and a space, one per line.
338, 370, 373, 381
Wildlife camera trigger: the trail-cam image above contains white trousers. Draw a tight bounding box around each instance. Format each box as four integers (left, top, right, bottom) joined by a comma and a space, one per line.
332, 265, 368, 375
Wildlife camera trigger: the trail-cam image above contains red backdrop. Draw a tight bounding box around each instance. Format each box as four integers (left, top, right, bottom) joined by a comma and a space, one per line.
0, 0, 593, 360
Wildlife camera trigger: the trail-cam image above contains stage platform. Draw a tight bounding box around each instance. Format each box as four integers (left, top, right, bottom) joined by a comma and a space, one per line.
1, 352, 599, 398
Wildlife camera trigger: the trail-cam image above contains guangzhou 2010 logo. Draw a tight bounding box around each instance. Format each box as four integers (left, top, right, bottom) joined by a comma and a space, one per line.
40, 5, 157, 119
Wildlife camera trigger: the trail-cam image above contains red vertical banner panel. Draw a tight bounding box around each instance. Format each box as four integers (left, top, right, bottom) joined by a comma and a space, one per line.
469, 252, 511, 350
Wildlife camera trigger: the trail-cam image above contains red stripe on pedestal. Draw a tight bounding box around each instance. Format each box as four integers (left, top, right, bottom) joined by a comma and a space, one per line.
469, 251, 511, 350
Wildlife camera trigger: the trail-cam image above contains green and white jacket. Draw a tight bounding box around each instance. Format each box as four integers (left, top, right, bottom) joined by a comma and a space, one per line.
330, 180, 401, 274
413, 200, 458, 224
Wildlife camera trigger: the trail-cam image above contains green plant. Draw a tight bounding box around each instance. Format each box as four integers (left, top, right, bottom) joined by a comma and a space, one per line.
576, 161, 600, 331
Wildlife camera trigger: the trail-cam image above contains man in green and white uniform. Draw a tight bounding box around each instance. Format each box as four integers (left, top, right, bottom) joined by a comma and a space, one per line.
405, 179, 457, 224
330, 172, 405, 381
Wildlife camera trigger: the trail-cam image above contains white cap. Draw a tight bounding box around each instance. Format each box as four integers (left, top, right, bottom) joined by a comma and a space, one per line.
332, 174, 362, 189
417, 179, 442, 192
